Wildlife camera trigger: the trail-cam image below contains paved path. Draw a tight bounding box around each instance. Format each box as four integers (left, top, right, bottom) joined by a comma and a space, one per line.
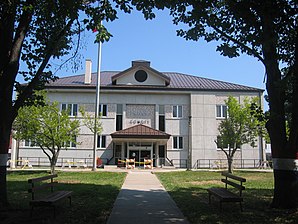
107, 170, 189, 224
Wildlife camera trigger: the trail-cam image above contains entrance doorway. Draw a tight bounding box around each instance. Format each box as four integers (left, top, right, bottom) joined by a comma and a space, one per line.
128, 142, 153, 167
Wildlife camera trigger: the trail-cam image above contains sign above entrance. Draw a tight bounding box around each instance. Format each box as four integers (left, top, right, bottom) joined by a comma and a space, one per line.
129, 119, 150, 125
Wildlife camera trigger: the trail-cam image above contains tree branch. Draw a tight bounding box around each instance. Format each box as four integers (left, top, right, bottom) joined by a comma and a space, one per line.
13, 18, 74, 116
40, 145, 51, 162
53, 19, 81, 75
211, 25, 265, 64
0, 1, 17, 72
9, 0, 35, 67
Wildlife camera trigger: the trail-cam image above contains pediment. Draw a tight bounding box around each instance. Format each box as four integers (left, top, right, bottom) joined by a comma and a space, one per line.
111, 60, 170, 86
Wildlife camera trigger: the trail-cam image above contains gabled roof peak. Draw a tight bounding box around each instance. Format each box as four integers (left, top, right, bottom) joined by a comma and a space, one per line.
111, 60, 171, 86
111, 124, 171, 139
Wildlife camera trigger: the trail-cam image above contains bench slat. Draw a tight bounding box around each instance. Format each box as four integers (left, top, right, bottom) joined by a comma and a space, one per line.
222, 172, 246, 182
221, 179, 245, 191
30, 191, 72, 205
208, 187, 243, 202
28, 182, 58, 193
28, 174, 58, 183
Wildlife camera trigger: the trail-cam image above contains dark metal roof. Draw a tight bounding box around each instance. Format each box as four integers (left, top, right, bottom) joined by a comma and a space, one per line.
45, 71, 262, 92
111, 124, 171, 139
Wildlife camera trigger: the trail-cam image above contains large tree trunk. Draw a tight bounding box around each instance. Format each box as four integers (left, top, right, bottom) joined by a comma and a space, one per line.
0, 107, 14, 208
270, 27, 298, 209
266, 65, 298, 209
261, 3, 298, 209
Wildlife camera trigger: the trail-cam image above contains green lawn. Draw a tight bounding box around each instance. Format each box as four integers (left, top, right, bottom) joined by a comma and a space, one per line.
5, 170, 297, 224
6, 171, 126, 224
155, 171, 297, 224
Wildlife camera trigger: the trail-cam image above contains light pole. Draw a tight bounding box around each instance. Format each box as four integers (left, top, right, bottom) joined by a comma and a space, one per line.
92, 28, 102, 171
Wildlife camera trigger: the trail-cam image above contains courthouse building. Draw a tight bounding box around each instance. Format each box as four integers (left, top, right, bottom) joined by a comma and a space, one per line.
17, 60, 264, 168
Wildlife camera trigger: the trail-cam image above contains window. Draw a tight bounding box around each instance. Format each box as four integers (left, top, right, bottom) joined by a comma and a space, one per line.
99, 104, 107, 117
116, 104, 123, 131
24, 140, 37, 147
97, 135, 106, 148
173, 105, 182, 118
173, 136, 183, 149
216, 105, 227, 118
61, 103, 78, 116
134, 70, 148, 82
64, 136, 76, 148
159, 105, 165, 131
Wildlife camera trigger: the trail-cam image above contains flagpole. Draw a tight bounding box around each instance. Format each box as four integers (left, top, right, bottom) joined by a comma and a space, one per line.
92, 24, 102, 171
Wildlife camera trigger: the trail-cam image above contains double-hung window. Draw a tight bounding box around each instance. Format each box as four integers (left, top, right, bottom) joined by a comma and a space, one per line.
97, 135, 106, 148
116, 104, 123, 131
64, 136, 77, 148
216, 105, 227, 118
159, 105, 165, 131
173, 136, 183, 149
99, 104, 107, 117
61, 103, 78, 116
173, 105, 182, 118
24, 140, 37, 147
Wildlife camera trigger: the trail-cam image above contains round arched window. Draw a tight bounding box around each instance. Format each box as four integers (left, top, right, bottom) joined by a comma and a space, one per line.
134, 70, 148, 82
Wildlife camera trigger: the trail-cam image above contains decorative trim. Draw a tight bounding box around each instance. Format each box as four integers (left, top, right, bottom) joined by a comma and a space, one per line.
272, 158, 298, 171
0, 154, 8, 166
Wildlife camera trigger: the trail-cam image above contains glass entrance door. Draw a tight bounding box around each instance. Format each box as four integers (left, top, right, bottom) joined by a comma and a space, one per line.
128, 142, 153, 167
140, 150, 151, 161
129, 150, 139, 164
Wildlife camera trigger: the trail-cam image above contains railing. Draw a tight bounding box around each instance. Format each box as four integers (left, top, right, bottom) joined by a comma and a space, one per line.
13, 157, 273, 170
194, 159, 273, 169
16, 156, 109, 168
159, 158, 175, 167
171, 159, 188, 168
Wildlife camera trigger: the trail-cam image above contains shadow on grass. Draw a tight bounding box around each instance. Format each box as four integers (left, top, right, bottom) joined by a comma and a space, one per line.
165, 186, 297, 224
4, 171, 125, 224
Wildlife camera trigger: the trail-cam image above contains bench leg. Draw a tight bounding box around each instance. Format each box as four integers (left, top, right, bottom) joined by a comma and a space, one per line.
240, 202, 243, 212
69, 196, 72, 206
30, 206, 34, 217
53, 205, 56, 218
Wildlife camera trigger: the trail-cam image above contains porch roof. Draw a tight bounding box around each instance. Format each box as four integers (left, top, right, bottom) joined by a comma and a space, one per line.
110, 124, 171, 139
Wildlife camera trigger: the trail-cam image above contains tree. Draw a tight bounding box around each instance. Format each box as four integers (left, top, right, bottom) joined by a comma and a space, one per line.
0, 0, 151, 208
140, 0, 297, 209
215, 96, 264, 173
79, 106, 103, 170
14, 93, 80, 174
79, 107, 103, 137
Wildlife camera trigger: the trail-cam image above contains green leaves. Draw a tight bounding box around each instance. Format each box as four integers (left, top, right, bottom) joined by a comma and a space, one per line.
14, 91, 80, 156
215, 96, 265, 172
79, 106, 102, 135
216, 43, 240, 58
216, 96, 265, 151
150, 0, 296, 65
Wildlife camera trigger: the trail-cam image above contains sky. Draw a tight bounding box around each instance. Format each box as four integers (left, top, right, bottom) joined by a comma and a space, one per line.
54, 9, 268, 109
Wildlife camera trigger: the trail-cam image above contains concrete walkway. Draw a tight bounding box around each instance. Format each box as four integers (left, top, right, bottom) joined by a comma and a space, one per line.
107, 170, 189, 224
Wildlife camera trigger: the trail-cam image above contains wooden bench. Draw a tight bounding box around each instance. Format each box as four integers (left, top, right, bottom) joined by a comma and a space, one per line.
207, 172, 246, 211
28, 174, 72, 217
